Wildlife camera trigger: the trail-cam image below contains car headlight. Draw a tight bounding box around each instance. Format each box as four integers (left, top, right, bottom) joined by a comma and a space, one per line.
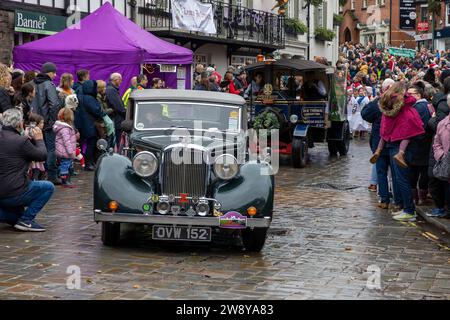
213, 154, 239, 180
132, 151, 158, 177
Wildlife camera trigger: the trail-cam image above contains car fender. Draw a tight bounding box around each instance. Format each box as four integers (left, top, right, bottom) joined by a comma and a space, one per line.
212, 161, 275, 218
293, 123, 309, 138
94, 153, 155, 213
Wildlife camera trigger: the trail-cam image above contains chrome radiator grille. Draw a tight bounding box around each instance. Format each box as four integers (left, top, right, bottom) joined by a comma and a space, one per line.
161, 148, 208, 198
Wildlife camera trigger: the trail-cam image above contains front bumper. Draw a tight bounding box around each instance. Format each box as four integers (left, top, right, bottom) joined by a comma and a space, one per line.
94, 210, 272, 228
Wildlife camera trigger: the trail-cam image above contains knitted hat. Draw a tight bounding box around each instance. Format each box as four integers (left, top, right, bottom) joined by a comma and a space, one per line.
65, 94, 78, 110
41, 62, 57, 74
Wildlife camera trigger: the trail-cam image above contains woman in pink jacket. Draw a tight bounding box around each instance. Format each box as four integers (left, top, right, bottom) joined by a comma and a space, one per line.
370, 82, 425, 168
54, 106, 78, 187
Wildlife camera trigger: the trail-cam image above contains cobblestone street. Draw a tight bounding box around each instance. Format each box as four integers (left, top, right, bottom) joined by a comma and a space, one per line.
0, 140, 449, 300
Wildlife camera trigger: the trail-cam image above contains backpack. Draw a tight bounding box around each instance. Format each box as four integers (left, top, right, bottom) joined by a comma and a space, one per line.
433, 151, 450, 181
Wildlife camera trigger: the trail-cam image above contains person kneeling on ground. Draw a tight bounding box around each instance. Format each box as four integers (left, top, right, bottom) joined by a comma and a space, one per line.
0, 108, 54, 232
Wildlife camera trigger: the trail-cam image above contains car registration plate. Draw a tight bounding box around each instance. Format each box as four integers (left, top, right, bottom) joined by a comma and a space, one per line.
152, 225, 212, 242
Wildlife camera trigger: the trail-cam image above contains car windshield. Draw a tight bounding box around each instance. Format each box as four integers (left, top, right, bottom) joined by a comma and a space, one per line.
134, 102, 241, 131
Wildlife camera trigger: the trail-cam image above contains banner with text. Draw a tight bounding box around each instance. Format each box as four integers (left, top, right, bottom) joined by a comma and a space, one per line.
171, 0, 217, 34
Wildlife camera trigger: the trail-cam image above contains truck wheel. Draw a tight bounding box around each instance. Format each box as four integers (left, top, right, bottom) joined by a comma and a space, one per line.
336, 122, 350, 156
242, 228, 268, 252
327, 141, 338, 156
101, 222, 121, 246
292, 137, 308, 168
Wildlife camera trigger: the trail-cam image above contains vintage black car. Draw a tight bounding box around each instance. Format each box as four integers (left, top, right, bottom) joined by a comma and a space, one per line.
245, 59, 350, 168
93, 90, 275, 252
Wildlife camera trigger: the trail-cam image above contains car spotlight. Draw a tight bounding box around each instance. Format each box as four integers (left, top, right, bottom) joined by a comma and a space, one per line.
196, 201, 210, 217
157, 201, 170, 215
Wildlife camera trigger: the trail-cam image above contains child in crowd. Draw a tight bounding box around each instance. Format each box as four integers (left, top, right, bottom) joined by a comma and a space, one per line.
54, 105, 77, 187
26, 113, 46, 180
370, 82, 425, 168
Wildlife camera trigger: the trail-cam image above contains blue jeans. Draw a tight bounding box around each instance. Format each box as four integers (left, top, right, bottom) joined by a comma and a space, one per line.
0, 181, 54, 224
387, 144, 415, 214
376, 153, 402, 205
44, 130, 57, 181
59, 158, 73, 176
370, 164, 377, 185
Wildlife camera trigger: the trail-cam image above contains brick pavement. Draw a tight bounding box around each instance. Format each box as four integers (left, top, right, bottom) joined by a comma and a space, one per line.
0, 140, 449, 299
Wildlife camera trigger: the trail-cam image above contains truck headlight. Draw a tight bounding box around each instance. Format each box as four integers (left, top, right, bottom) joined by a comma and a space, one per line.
132, 151, 158, 177
213, 154, 239, 180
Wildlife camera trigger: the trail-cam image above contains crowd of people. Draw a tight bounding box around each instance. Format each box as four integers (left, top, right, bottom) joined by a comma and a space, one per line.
0, 62, 164, 232
0, 44, 448, 231
339, 42, 450, 222
192, 63, 250, 96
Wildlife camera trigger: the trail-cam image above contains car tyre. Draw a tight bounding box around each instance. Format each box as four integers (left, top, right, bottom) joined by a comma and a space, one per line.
242, 227, 268, 252
101, 222, 121, 246
292, 137, 308, 168
336, 122, 350, 156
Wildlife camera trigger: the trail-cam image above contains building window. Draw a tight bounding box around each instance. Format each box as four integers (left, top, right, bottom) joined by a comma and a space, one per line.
421, 6, 428, 23
362, 0, 367, 9
351, 0, 355, 10
376, 0, 385, 6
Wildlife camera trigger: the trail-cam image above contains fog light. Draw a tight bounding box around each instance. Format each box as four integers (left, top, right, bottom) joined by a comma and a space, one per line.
157, 201, 170, 215
247, 206, 257, 216
109, 201, 119, 212
196, 202, 210, 217
290, 114, 298, 124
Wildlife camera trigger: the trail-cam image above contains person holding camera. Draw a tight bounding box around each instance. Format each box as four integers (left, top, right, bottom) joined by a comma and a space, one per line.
0, 108, 54, 232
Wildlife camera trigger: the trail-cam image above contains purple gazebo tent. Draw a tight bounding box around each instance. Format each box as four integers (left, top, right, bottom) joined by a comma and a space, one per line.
13, 2, 193, 94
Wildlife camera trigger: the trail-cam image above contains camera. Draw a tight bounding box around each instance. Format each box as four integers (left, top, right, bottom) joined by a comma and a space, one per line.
28, 122, 36, 138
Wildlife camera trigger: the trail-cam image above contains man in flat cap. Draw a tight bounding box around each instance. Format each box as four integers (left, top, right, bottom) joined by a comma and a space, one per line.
32, 62, 62, 185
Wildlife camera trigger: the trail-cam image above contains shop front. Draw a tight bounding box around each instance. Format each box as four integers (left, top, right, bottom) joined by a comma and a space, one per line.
0, 2, 68, 65
435, 27, 450, 52
415, 33, 433, 50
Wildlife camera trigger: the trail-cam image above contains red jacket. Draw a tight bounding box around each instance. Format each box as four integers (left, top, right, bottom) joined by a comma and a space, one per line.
228, 80, 241, 95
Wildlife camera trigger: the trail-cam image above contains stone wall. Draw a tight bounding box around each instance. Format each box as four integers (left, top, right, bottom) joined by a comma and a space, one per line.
0, 10, 14, 65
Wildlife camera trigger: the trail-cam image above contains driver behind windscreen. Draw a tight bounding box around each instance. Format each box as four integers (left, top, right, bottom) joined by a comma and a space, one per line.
244, 72, 264, 98
144, 105, 170, 128
300, 71, 327, 101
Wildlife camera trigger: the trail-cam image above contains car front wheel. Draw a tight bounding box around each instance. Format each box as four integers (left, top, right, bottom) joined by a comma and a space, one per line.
101, 222, 121, 246
242, 227, 268, 252
292, 137, 308, 168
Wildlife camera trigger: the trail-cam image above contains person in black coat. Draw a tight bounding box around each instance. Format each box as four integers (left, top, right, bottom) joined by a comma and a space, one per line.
0, 108, 53, 232
31, 62, 62, 185
75, 80, 106, 171
406, 81, 432, 205
105, 73, 126, 148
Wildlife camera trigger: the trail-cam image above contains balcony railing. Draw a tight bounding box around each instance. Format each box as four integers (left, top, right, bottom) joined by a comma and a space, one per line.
136, 0, 285, 49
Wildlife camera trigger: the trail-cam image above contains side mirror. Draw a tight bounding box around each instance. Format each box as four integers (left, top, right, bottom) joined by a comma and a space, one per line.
97, 139, 108, 152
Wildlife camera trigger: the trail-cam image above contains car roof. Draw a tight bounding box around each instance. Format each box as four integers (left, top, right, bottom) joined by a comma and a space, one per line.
245, 59, 330, 72
130, 89, 246, 106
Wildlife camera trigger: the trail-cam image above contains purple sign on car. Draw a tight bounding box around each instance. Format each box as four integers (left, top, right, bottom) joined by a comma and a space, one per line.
219, 211, 247, 229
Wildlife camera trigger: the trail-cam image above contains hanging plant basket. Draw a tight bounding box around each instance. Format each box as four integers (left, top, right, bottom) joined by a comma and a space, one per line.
314, 27, 336, 42
284, 18, 308, 35
333, 14, 344, 26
